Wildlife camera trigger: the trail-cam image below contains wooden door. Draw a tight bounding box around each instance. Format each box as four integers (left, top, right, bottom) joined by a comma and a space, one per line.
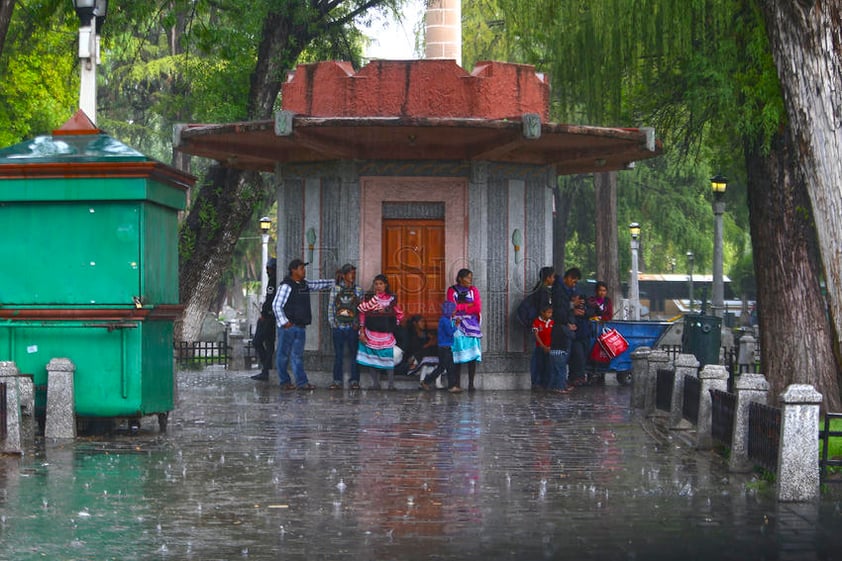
382, 219, 445, 323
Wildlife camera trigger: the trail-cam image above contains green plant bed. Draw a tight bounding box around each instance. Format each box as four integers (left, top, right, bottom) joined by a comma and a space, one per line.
820, 416, 842, 456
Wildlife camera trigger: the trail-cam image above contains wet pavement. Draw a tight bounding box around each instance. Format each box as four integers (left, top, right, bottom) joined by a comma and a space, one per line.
2, 369, 842, 560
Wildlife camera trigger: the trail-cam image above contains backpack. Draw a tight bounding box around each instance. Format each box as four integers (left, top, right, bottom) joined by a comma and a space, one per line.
515, 293, 538, 327
334, 284, 360, 325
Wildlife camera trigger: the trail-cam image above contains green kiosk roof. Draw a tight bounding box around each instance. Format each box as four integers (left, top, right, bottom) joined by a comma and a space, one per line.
0, 110, 194, 193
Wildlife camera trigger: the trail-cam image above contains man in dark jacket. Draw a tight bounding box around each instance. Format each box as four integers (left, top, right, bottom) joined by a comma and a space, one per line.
272, 259, 333, 390
251, 258, 278, 381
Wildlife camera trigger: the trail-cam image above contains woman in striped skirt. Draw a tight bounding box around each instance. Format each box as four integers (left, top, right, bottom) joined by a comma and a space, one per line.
356, 274, 404, 389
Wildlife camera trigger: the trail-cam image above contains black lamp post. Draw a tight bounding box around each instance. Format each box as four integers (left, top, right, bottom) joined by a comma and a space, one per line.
629, 222, 641, 321
259, 216, 272, 298
686, 251, 694, 313
710, 174, 728, 318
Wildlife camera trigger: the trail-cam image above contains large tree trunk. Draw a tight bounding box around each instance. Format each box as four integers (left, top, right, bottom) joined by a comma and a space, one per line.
176, 167, 264, 340
746, 129, 841, 411
594, 171, 621, 308
759, 0, 842, 404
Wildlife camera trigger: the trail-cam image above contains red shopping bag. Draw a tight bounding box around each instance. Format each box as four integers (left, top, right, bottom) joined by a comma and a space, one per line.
589, 341, 612, 364
597, 328, 629, 358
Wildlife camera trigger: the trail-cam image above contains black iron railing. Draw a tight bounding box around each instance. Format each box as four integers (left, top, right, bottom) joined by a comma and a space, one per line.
710, 389, 736, 446
682, 374, 700, 425
659, 344, 682, 361
174, 331, 231, 369
0, 382, 6, 440
655, 369, 674, 412
748, 401, 781, 472
820, 412, 842, 483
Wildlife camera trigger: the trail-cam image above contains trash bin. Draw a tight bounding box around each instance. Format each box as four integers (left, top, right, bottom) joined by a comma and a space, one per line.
681, 314, 721, 367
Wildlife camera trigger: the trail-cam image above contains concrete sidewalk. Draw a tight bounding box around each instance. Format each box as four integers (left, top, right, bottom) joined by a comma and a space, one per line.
1, 368, 841, 560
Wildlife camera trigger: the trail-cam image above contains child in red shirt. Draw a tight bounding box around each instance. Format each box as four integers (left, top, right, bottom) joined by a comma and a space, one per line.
530, 305, 554, 390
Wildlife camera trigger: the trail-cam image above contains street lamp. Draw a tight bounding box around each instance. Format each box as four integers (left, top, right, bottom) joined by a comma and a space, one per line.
629, 222, 641, 321
686, 251, 694, 313
710, 174, 728, 318
259, 216, 272, 299
72, 0, 108, 124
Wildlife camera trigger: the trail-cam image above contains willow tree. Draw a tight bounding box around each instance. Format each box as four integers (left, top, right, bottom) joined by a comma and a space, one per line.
462, 0, 840, 407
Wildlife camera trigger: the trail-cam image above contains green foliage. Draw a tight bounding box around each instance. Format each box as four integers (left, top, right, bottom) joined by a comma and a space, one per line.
0, 5, 77, 145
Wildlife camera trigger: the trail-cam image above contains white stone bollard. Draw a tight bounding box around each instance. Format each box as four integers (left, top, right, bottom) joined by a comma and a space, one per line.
696, 364, 729, 450
777, 384, 821, 502
737, 334, 756, 373
630, 346, 651, 409
0, 361, 22, 455
646, 350, 671, 416
729, 373, 769, 472
670, 353, 699, 430
45, 358, 76, 440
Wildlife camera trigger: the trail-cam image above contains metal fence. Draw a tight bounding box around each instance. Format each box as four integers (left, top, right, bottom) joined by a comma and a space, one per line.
174, 332, 231, 369
820, 412, 842, 483
748, 401, 781, 472
0, 382, 6, 440
655, 369, 674, 412
710, 389, 736, 446
682, 374, 700, 425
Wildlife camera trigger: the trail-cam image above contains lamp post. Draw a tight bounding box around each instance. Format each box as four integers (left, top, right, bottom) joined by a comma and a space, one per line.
72, 0, 108, 124
629, 222, 641, 321
710, 174, 728, 318
686, 251, 694, 313
259, 216, 272, 299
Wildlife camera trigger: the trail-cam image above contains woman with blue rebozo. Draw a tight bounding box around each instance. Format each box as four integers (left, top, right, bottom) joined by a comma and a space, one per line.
446, 268, 482, 391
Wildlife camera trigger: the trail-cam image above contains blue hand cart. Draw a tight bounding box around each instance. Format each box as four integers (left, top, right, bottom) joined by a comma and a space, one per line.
588, 320, 673, 385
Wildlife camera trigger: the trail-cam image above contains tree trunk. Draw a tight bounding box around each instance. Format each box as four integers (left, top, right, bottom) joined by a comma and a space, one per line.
745, 129, 841, 411
176, 5, 304, 341
594, 171, 621, 308
0, 0, 15, 58
176, 166, 264, 340
759, 0, 842, 404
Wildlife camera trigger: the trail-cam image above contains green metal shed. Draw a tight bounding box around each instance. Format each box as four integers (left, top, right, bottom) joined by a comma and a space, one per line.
0, 111, 193, 429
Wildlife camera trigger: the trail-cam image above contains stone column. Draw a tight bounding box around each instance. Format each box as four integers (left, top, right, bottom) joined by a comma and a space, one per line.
0, 361, 22, 454
737, 334, 756, 373
728, 373, 769, 472
630, 346, 651, 409
669, 353, 699, 430
45, 358, 76, 440
229, 333, 246, 370
777, 384, 821, 502
696, 364, 728, 450
16, 374, 35, 444
645, 350, 671, 415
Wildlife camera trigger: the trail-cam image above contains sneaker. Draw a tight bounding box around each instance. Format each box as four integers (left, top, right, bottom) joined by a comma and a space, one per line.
298, 383, 316, 391
350, 381, 361, 390
328, 382, 342, 390
251, 372, 269, 381
448, 386, 463, 394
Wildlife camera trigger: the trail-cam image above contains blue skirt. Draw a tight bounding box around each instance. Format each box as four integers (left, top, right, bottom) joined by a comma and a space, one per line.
452, 331, 482, 364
